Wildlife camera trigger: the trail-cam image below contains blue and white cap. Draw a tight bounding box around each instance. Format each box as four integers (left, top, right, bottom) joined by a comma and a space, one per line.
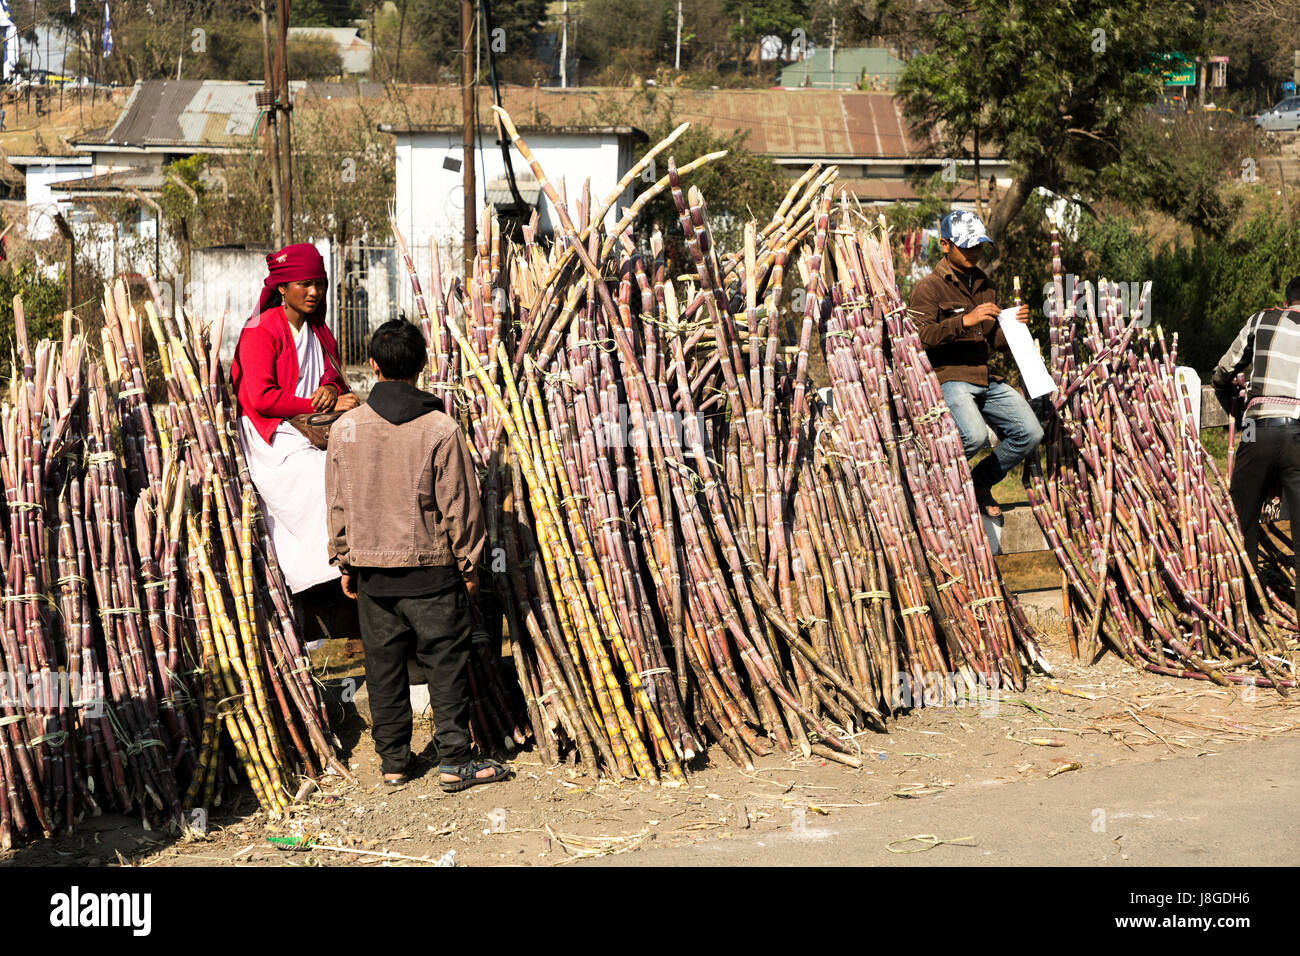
939, 210, 995, 250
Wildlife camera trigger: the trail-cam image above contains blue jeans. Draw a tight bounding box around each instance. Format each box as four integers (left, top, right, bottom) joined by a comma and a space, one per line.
941, 380, 1044, 487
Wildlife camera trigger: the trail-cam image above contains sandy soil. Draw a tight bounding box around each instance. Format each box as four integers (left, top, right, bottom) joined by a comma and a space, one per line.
3, 604, 1295, 868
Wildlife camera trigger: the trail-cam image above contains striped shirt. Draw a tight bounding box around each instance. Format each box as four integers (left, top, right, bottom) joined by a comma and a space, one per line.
1212, 307, 1300, 420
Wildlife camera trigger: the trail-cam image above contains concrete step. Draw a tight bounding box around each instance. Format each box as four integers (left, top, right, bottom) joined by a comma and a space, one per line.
981, 502, 1046, 555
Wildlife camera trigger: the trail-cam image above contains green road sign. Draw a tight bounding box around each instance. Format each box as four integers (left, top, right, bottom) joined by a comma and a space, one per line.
1157, 52, 1195, 87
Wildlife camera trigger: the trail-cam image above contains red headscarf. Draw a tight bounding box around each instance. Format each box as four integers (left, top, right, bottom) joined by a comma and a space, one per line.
254, 243, 328, 321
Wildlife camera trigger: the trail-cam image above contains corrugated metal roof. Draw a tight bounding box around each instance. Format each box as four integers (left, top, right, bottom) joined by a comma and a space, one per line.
661, 90, 916, 158
73, 82, 949, 160
49, 167, 164, 193
372, 87, 935, 160
840, 179, 978, 203
76, 80, 278, 149
486, 177, 541, 207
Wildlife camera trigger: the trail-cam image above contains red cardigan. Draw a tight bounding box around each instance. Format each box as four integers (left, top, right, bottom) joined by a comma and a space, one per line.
232, 307, 349, 443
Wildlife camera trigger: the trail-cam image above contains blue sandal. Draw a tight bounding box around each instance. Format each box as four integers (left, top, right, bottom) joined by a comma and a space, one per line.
439, 757, 510, 793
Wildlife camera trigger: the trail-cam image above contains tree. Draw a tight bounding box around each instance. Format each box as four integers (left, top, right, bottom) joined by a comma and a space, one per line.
158, 97, 392, 255
1099, 110, 1262, 237
575, 0, 672, 80
195, 19, 342, 80
895, 0, 1206, 240
291, 0, 363, 27
290, 100, 395, 251
0, 264, 67, 354
406, 0, 548, 73
41, 1, 344, 83
632, 117, 787, 258
722, 0, 808, 65
722, 0, 808, 42
1205, 0, 1299, 109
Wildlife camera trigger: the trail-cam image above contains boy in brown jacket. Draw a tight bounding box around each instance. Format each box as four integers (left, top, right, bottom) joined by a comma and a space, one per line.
907, 210, 1042, 518
326, 319, 509, 791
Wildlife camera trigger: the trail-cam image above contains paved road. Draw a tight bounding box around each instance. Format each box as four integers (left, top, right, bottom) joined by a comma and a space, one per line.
587, 737, 1300, 866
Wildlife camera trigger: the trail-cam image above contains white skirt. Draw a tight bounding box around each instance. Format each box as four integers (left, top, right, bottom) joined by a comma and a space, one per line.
239, 417, 340, 595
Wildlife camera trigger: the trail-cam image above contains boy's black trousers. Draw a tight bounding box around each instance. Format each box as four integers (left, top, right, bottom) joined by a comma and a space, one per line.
1230, 418, 1300, 620
356, 586, 473, 774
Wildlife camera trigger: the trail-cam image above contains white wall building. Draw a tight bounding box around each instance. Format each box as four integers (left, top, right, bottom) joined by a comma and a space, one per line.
380, 123, 646, 283
8, 154, 93, 240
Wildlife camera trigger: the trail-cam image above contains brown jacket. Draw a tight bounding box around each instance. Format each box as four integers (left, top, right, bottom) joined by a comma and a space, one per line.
325, 401, 485, 573
907, 257, 1008, 386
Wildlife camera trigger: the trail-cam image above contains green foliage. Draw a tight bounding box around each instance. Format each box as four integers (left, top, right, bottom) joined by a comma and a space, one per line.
1206, 1, 1298, 111
1143, 209, 1300, 371
576, 0, 674, 78
157, 151, 274, 249
987, 197, 1300, 376
895, 0, 1206, 235
722, 0, 809, 43
1071, 209, 1153, 281
633, 118, 787, 256
407, 0, 549, 72
1101, 111, 1265, 238
159, 154, 209, 226
164, 103, 393, 249
291, 0, 363, 28
195, 20, 343, 81
1199, 427, 1230, 471
0, 265, 66, 357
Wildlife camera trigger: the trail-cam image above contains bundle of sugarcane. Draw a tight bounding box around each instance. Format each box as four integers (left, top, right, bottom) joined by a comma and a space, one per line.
1024, 217, 1296, 691
387, 108, 1046, 783
0, 287, 349, 847
811, 207, 1049, 705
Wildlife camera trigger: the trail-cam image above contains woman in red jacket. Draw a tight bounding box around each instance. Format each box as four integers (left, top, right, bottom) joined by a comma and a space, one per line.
232, 243, 358, 604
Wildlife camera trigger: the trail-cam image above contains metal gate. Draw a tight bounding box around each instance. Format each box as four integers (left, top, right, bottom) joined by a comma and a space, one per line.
333, 240, 401, 367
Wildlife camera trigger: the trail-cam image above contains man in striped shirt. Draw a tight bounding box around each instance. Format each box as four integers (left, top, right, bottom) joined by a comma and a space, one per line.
1211, 276, 1300, 604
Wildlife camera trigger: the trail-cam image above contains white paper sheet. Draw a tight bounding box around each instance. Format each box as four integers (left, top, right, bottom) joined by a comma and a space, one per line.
997, 307, 1056, 399
1175, 365, 1201, 432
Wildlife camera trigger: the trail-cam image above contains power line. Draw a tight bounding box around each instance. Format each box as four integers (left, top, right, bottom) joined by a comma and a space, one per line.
479, 0, 525, 211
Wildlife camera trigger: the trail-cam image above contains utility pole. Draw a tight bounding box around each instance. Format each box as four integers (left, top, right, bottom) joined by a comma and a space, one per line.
259, 0, 283, 246
674, 0, 682, 70
829, 17, 836, 88
275, 0, 293, 242
560, 0, 568, 88
460, 0, 476, 275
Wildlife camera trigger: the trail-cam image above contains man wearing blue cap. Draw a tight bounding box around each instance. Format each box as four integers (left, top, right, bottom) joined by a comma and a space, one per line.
907, 210, 1043, 518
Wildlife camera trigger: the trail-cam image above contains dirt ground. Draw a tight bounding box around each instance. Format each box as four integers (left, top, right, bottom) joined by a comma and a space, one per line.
3, 598, 1296, 869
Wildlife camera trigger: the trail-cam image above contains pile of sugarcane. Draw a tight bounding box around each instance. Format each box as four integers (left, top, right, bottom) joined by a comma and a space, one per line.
1024, 217, 1296, 690
0, 288, 349, 848
389, 108, 1047, 784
